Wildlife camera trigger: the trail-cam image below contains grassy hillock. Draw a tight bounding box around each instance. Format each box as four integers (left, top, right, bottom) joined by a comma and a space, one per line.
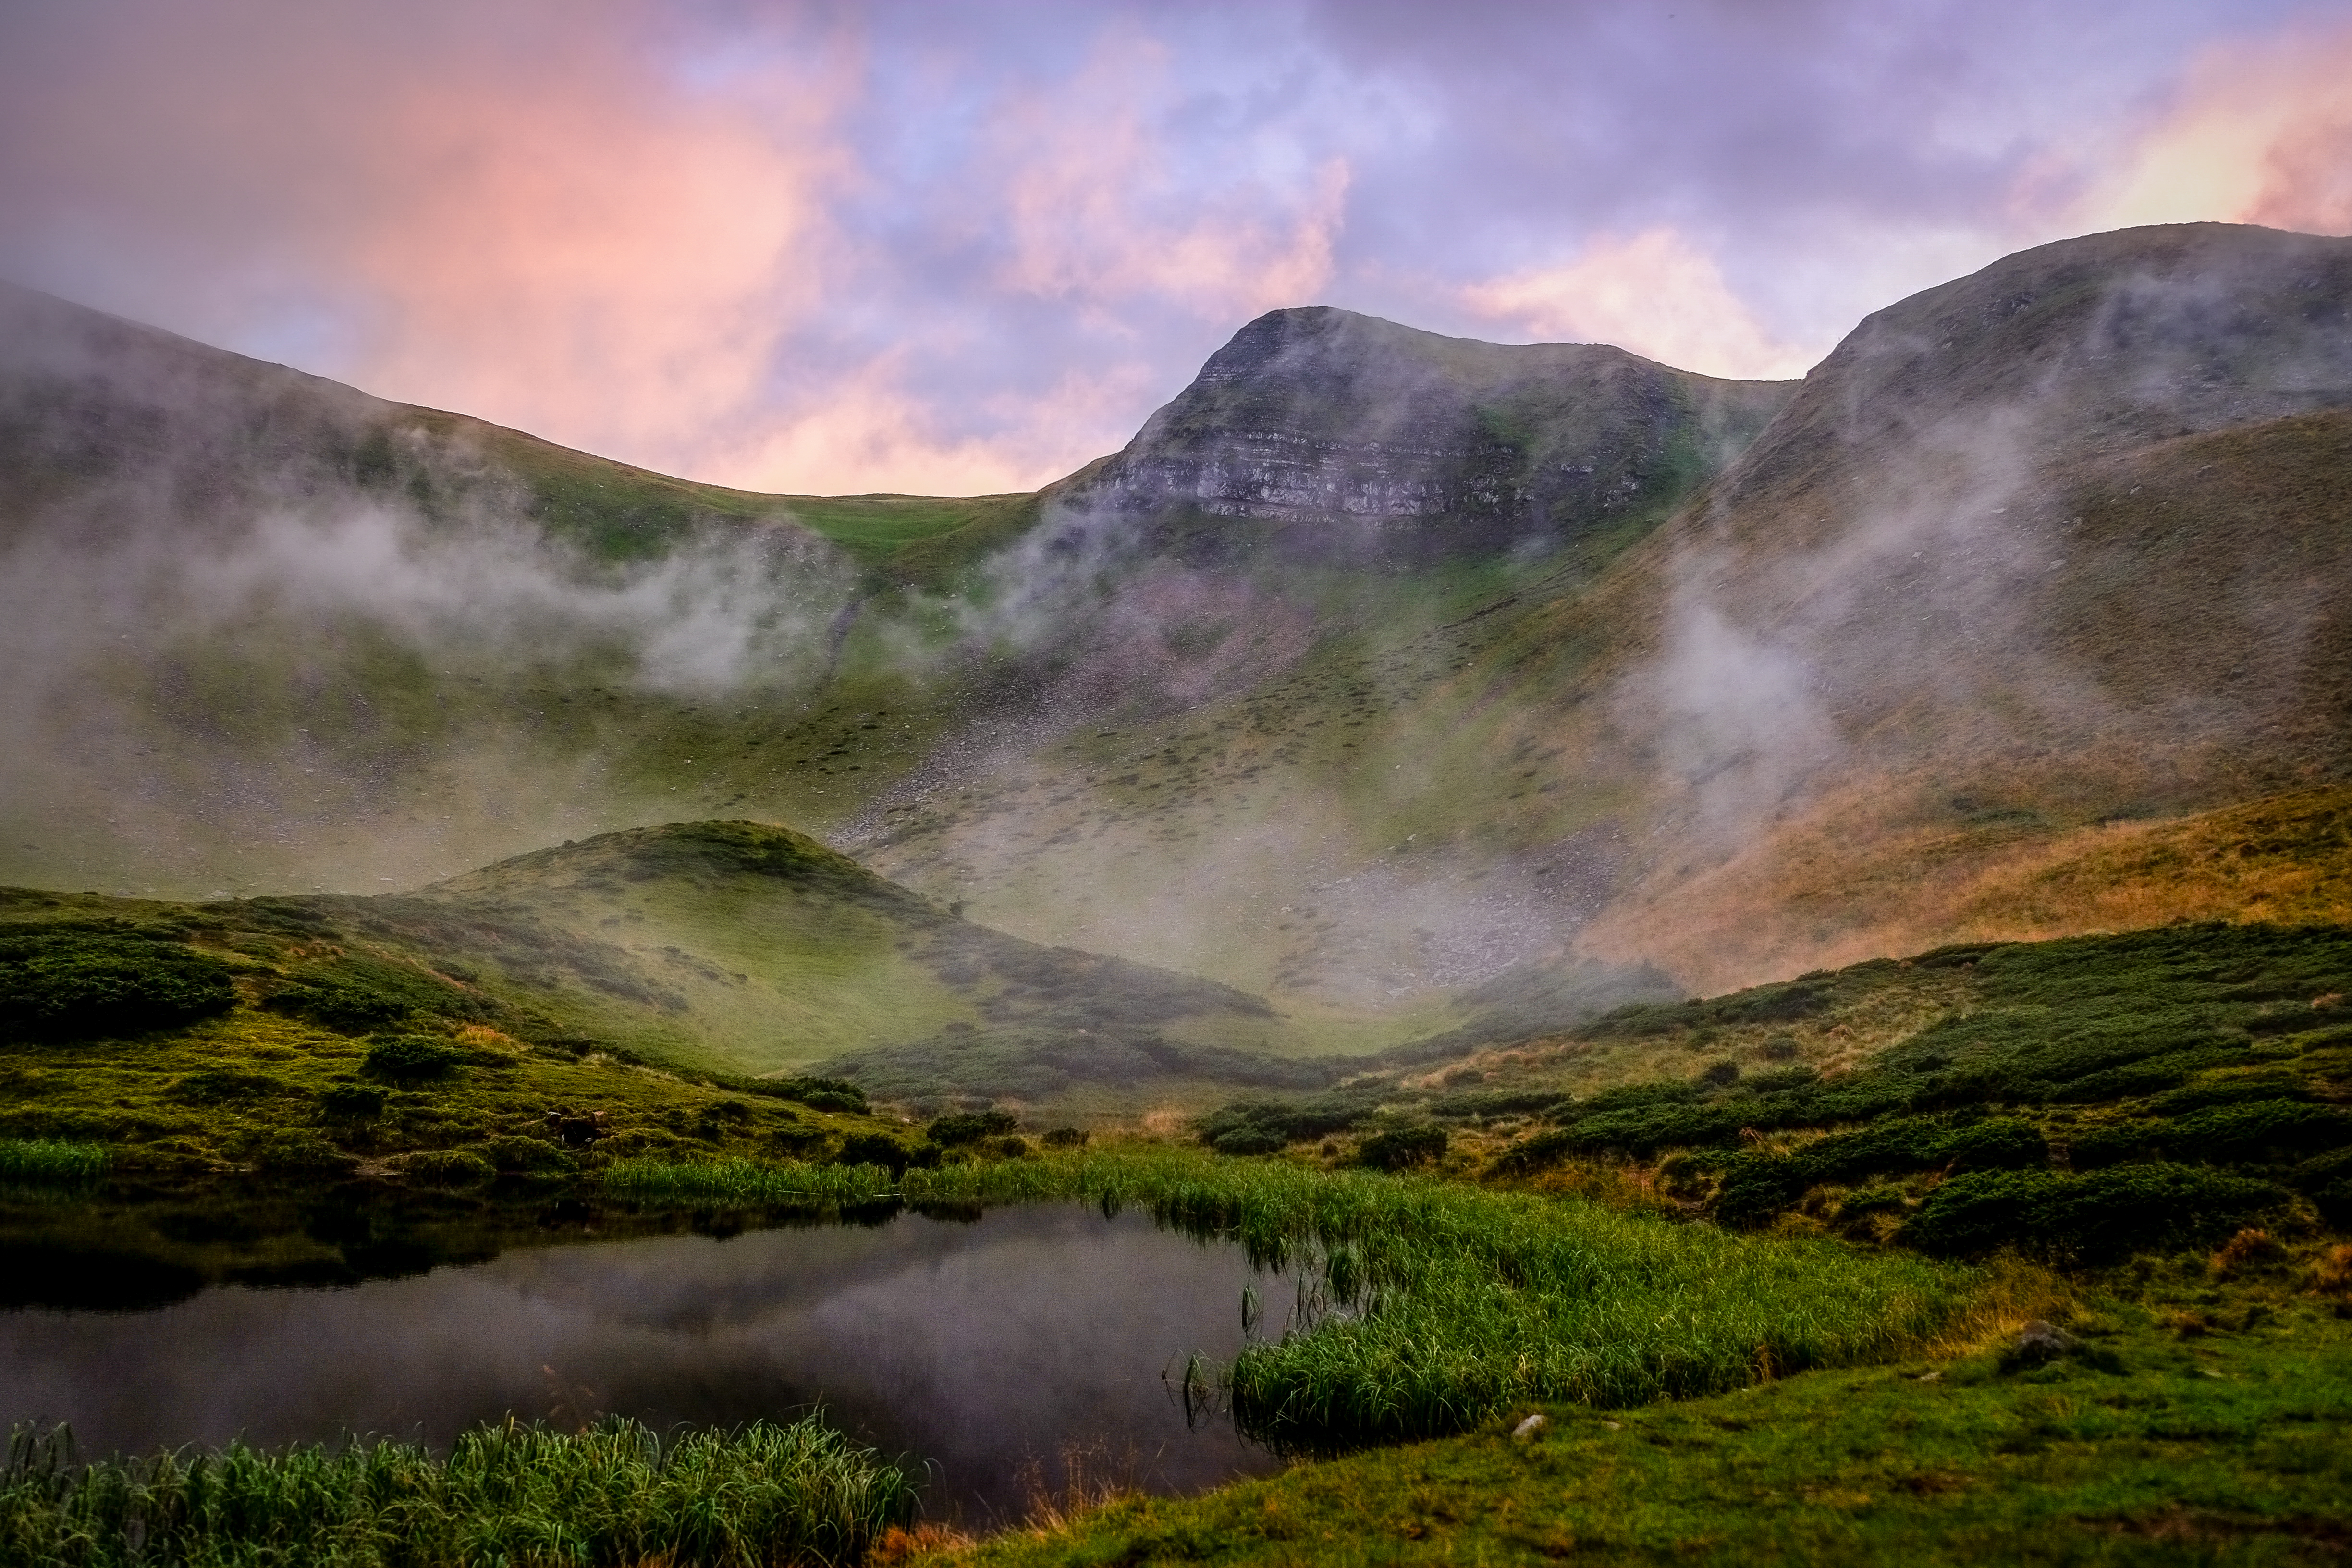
0, 820, 1446, 1171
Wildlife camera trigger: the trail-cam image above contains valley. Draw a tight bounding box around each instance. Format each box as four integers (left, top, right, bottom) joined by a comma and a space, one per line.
6, 219, 2352, 1564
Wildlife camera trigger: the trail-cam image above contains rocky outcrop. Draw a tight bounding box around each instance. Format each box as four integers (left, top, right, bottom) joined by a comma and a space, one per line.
1060, 306, 1796, 559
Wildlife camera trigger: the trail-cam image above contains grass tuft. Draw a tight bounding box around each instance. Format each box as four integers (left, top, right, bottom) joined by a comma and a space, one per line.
0, 1138, 109, 1184
0, 1415, 914, 1568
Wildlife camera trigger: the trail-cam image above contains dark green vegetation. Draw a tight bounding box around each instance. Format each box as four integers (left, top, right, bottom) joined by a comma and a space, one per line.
938, 1268, 2352, 1567
598, 1146, 1981, 1451
1198, 923, 2352, 1253
0, 922, 238, 1041
0, 874, 931, 1177
0, 1415, 913, 1568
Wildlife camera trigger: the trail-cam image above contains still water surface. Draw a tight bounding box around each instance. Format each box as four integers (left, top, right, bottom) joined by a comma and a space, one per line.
0, 1203, 1292, 1521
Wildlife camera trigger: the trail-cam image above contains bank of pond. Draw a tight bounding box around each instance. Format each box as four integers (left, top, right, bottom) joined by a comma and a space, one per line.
0, 1145, 1997, 1565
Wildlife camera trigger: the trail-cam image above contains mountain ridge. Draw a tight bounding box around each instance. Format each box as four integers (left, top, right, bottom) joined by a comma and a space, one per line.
5, 222, 2352, 1009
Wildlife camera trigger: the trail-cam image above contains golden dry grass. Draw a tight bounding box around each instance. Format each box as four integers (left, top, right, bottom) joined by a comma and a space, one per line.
1582, 783, 2352, 993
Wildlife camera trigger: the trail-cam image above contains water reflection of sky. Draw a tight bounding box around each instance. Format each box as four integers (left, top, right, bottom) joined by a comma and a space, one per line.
0, 1204, 1294, 1522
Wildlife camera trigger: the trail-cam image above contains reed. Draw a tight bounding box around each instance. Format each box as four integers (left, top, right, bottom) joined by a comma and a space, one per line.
0, 1138, 109, 1183
0, 1415, 914, 1568
605, 1147, 1978, 1449
602, 1155, 900, 1208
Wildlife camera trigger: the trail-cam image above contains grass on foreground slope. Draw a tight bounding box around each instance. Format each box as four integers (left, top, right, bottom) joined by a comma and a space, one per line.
601, 1146, 1990, 1451
0, 1415, 912, 1568
936, 1262, 2352, 1568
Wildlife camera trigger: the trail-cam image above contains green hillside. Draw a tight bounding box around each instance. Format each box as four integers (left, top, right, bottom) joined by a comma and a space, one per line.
6, 224, 2352, 1021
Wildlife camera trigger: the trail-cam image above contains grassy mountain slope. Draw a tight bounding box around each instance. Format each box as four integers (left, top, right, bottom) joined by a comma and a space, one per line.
10, 226, 2352, 1018
858, 225, 2352, 1002
0, 278, 1032, 577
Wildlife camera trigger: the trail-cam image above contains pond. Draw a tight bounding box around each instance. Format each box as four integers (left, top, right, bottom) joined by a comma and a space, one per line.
0, 1192, 1295, 1522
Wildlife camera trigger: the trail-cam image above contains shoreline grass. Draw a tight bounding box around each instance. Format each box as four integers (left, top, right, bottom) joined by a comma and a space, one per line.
604, 1148, 1990, 1449
0, 1138, 109, 1184
0, 1415, 914, 1568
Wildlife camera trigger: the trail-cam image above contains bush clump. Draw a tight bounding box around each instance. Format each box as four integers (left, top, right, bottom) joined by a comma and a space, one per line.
1356, 1126, 1447, 1171
403, 1149, 495, 1185
362, 1034, 465, 1080
1210, 1126, 1287, 1157
924, 1109, 1019, 1147
1900, 1163, 2287, 1262
835, 1131, 918, 1174
479, 1135, 577, 1176
245, 1134, 359, 1176
0, 925, 239, 1041
317, 1083, 389, 1119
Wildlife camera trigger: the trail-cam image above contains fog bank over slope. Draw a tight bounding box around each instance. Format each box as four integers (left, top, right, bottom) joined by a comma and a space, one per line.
5, 224, 2352, 1010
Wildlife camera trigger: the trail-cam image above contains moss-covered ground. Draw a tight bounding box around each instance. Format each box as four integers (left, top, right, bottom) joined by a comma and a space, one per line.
931, 1269, 2352, 1566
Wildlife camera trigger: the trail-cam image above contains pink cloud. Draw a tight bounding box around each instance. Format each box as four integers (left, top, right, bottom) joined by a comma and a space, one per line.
1458, 228, 1816, 380
985, 31, 1349, 323
2079, 18, 2352, 236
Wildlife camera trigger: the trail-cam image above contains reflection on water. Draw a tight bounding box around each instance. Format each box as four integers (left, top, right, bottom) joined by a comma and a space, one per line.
0, 1202, 1293, 1521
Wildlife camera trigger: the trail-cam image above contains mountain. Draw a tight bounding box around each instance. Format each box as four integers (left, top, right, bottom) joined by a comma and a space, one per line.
1058, 305, 1790, 562
5, 222, 2352, 1023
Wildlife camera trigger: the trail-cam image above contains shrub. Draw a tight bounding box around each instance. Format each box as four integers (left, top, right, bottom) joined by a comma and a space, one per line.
1711, 1154, 1809, 1228
165, 1069, 289, 1104
1356, 1126, 1446, 1172
1901, 1163, 2286, 1262
403, 1149, 495, 1184
1933, 1117, 2050, 1172
363, 1034, 464, 1080
835, 1132, 915, 1174
479, 1135, 577, 1176
318, 1083, 389, 1119
1041, 1127, 1089, 1148
727, 1075, 870, 1114
1699, 1060, 1741, 1088
1197, 1096, 1377, 1149
2169, 1099, 2352, 1163
0, 926, 238, 1041
1210, 1127, 1287, 1157
246, 1134, 359, 1176
924, 1109, 1019, 1147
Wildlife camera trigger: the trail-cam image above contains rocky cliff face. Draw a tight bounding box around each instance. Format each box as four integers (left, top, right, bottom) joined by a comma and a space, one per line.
1061, 306, 1796, 559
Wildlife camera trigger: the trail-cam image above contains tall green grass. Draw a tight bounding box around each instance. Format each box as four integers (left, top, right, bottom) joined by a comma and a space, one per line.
603, 1156, 899, 1208
605, 1148, 1980, 1449
0, 1138, 108, 1184
0, 1416, 913, 1568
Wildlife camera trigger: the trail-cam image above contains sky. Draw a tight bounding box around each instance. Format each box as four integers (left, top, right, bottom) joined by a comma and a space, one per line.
2, 0, 2349, 497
